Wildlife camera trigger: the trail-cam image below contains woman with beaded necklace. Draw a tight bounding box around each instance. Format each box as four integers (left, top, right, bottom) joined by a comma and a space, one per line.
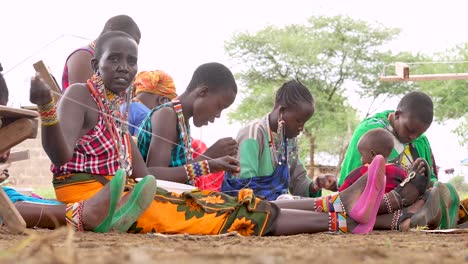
27, 30, 402, 236
21, 31, 158, 232
222, 80, 337, 201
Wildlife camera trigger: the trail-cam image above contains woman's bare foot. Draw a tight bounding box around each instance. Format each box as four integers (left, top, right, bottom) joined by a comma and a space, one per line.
399, 187, 442, 231
398, 199, 425, 231
80, 183, 112, 230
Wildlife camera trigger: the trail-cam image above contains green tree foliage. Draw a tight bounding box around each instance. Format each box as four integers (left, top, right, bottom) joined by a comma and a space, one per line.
448, 175, 468, 194
371, 44, 468, 147
414, 44, 468, 147
225, 15, 414, 169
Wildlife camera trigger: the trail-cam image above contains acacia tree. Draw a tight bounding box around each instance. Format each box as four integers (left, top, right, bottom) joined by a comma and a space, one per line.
225, 15, 416, 173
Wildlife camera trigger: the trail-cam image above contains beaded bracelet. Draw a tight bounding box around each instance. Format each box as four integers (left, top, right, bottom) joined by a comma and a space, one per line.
184, 160, 211, 182
38, 98, 58, 126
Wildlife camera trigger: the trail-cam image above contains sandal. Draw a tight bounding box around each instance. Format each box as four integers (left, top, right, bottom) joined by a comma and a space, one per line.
111, 175, 157, 232
392, 158, 431, 207
65, 169, 126, 232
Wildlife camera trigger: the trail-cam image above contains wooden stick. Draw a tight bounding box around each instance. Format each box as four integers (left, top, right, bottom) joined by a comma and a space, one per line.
33, 61, 62, 101
6, 150, 30, 163
20, 106, 38, 111
0, 118, 38, 154
0, 188, 27, 234
380, 73, 468, 82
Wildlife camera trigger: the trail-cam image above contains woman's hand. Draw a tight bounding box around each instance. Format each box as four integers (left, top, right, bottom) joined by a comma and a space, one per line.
208, 156, 240, 173
30, 73, 53, 105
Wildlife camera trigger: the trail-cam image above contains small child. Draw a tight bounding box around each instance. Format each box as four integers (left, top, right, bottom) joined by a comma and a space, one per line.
339, 128, 408, 193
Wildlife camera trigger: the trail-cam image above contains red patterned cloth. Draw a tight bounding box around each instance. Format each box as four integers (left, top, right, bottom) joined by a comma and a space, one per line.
192, 139, 224, 191
339, 163, 408, 193
52, 82, 120, 176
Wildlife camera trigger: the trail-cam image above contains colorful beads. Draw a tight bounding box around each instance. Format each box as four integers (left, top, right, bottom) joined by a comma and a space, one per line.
329, 212, 347, 234
38, 98, 58, 126
184, 160, 211, 183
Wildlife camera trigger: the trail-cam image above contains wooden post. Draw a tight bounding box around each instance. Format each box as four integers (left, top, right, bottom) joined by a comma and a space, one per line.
395, 62, 409, 79
33, 60, 62, 101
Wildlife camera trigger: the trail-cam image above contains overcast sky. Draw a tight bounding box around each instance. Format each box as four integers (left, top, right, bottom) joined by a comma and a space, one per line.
1, 0, 467, 180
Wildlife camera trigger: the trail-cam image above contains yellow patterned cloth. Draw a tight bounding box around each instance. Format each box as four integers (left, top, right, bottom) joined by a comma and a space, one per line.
54, 174, 279, 236
134, 70, 177, 99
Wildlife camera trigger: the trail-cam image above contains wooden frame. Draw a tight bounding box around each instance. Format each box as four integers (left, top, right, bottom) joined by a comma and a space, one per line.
380, 62, 468, 82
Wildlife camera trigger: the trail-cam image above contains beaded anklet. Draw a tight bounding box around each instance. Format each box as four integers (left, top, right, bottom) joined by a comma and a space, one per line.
383, 193, 393, 214
65, 201, 85, 231
391, 209, 402, 231
314, 193, 346, 213
329, 212, 348, 234
38, 98, 58, 126
184, 160, 211, 183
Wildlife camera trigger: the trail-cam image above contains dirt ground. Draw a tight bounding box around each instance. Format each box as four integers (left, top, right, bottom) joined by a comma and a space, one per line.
0, 228, 465, 264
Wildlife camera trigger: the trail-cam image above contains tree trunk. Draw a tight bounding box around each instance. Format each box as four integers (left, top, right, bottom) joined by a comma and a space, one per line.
308, 135, 315, 178
337, 120, 353, 173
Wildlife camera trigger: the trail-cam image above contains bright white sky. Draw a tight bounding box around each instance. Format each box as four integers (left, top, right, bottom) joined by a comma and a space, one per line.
1, 0, 467, 181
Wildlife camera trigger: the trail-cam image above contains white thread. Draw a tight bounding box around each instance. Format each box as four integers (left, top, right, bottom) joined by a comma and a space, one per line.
46, 89, 254, 193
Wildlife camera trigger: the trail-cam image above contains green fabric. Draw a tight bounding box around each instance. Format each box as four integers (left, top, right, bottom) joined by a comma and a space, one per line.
235, 118, 320, 198
53, 172, 105, 188
435, 182, 460, 229
239, 139, 274, 179
339, 110, 436, 187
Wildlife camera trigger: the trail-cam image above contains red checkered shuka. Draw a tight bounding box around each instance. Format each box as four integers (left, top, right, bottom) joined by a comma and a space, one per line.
52, 99, 120, 177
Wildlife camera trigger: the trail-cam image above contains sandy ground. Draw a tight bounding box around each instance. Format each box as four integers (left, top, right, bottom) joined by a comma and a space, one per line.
0, 228, 465, 264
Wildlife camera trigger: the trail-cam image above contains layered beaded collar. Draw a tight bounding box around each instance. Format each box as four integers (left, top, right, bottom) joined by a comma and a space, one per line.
88, 74, 133, 175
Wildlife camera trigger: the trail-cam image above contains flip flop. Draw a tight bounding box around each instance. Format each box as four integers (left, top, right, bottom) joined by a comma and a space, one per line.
392, 158, 431, 207
111, 175, 157, 232
93, 169, 127, 233
350, 155, 386, 234
436, 182, 460, 229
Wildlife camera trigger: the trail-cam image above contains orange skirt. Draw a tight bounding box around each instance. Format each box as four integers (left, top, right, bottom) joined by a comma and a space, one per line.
53, 173, 278, 236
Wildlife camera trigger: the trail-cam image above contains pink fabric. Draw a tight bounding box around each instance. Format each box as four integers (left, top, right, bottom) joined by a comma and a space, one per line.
192, 139, 224, 191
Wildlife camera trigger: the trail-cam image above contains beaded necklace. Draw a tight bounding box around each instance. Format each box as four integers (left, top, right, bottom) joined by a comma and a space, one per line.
88, 74, 133, 175
264, 115, 298, 167
171, 98, 193, 161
